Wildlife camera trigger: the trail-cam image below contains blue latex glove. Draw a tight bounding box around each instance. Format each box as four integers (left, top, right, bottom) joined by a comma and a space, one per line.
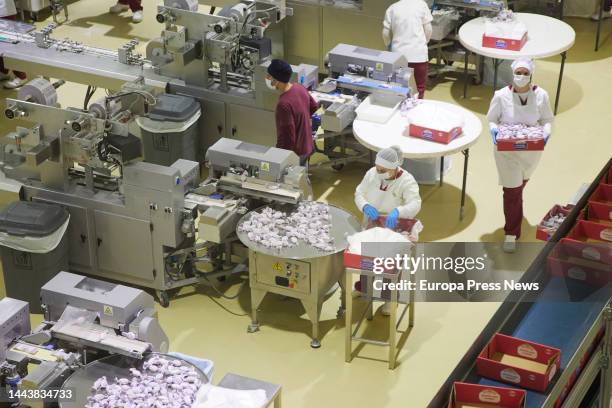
385, 208, 400, 229
363, 204, 379, 221
491, 128, 498, 145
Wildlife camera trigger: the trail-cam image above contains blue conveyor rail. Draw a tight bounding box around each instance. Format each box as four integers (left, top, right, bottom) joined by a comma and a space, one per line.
429, 158, 612, 408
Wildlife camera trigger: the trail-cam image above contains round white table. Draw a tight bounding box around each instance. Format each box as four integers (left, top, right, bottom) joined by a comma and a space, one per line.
458, 13, 576, 114
353, 99, 482, 220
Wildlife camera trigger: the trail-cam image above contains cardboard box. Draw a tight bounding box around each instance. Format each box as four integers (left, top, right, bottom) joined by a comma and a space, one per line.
407, 123, 463, 145
477, 333, 561, 392
562, 221, 612, 265
482, 32, 528, 51
536, 204, 573, 241
449, 382, 526, 408
584, 202, 612, 224
496, 137, 544, 151
547, 241, 612, 286
589, 183, 612, 215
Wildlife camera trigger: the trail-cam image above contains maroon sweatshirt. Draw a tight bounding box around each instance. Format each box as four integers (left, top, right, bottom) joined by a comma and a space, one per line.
275, 84, 319, 157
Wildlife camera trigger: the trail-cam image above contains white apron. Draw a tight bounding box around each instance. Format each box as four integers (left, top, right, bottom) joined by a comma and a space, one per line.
493, 88, 544, 188
0, 0, 17, 17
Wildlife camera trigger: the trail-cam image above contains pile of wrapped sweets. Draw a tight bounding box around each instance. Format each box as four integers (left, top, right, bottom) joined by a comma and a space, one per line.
485, 9, 527, 40
85, 356, 203, 408
540, 213, 567, 233
497, 123, 544, 140
239, 202, 335, 251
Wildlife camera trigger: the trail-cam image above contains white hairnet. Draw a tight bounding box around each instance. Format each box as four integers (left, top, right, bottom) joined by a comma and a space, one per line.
375, 145, 403, 169
511, 58, 535, 74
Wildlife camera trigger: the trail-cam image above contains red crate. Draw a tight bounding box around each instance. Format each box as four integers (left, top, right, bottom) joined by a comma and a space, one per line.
449, 382, 526, 408
476, 333, 561, 392
482, 32, 528, 51
536, 204, 573, 241
407, 123, 462, 145
547, 242, 612, 286
497, 137, 545, 151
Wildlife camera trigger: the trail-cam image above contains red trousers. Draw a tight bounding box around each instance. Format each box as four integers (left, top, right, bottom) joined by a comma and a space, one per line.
118, 0, 142, 12
409, 62, 428, 99
503, 180, 528, 238
0, 16, 26, 80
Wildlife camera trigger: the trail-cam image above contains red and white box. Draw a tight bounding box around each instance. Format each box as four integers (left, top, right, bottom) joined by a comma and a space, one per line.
448, 382, 526, 408
496, 137, 544, 151
404, 103, 464, 145
561, 220, 612, 265
536, 204, 573, 241
482, 32, 528, 51
584, 202, 612, 225
588, 183, 612, 216
476, 333, 561, 392
408, 123, 462, 144
547, 241, 612, 287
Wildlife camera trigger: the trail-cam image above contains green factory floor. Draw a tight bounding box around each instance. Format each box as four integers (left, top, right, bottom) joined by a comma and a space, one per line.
1, 1, 611, 406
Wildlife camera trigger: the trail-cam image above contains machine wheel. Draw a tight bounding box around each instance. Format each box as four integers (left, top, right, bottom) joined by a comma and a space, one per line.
310, 339, 321, 349
157, 290, 170, 308
331, 163, 345, 171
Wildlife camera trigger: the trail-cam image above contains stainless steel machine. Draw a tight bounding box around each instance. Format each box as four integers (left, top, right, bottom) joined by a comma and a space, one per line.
237, 203, 360, 348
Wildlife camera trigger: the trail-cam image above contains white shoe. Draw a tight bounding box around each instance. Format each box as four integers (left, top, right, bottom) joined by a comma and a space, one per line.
109, 3, 129, 13
591, 11, 611, 21
380, 302, 391, 316
3, 77, 25, 89
132, 10, 143, 23
503, 235, 517, 253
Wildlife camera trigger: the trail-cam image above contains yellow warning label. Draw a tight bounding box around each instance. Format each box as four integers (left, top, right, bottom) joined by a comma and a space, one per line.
375, 63, 384, 71
261, 162, 270, 172
273, 262, 282, 272
103, 305, 113, 316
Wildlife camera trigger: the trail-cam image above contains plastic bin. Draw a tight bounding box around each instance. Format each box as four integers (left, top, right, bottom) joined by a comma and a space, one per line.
355, 94, 402, 124
137, 94, 202, 166
0, 201, 69, 313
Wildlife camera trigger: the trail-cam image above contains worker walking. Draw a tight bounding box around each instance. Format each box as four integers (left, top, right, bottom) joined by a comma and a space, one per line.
591, 0, 612, 20
487, 58, 554, 253
266, 59, 319, 168
109, 0, 143, 23
382, 0, 433, 99
354, 145, 421, 315
0, 1, 27, 88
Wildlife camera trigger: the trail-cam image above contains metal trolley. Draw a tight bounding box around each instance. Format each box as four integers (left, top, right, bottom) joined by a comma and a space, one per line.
343, 218, 419, 370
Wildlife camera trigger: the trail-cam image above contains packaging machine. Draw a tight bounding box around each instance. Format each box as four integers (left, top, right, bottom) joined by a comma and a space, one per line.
430, 159, 612, 408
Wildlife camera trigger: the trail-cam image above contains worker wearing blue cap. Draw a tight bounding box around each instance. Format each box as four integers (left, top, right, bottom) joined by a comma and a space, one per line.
266, 59, 319, 168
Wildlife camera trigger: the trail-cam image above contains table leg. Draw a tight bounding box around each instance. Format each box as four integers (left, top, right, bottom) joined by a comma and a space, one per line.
463, 48, 469, 99
554, 52, 567, 115
596, 0, 605, 51
559, 0, 565, 20
439, 156, 445, 187
493, 58, 499, 92
459, 149, 469, 221
344, 269, 353, 363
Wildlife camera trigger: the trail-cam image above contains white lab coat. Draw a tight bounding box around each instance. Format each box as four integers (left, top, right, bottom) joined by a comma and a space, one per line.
355, 167, 422, 219
383, 0, 433, 63
0, 0, 17, 17
487, 85, 554, 188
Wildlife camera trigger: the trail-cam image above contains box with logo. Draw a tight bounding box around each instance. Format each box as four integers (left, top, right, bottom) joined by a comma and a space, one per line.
476, 333, 561, 392
562, 220, 612, 265
448, 382, 526, 408
496, 137, 544, 152
408, 123, 462, 144
547, 241, 612, 287
588, 183, 612, 217
482, 32, 528, 51
536, 204, 573, 241
583, 202, 612, 225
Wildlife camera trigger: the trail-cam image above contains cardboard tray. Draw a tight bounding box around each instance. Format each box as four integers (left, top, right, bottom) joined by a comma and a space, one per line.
449, 382, 526, 408
407, 123, 463, 145
536, 204, 573, 241
476, 333, 561, 392
496, 137, 545, 152
482, 32, 528, 51
588, 183, 612, 215
547, 241, 612, 286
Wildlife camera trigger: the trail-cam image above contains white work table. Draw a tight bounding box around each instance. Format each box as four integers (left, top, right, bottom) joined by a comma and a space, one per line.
458, 13, 576, 114
353, 99, 482, 219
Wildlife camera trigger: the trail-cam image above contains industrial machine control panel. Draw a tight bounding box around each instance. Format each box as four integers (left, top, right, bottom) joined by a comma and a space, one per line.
254, 256, 311, 295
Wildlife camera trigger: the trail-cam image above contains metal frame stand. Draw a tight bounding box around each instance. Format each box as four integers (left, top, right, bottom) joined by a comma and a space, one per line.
314, 128, 370, 170
344, 266, 415, 370
437, 149, 470, 221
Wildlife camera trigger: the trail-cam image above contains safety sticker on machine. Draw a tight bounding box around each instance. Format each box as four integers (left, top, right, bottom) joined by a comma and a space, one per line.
273, 262, 282, 272
103, 305, 114, 316
261, 162, 270, 172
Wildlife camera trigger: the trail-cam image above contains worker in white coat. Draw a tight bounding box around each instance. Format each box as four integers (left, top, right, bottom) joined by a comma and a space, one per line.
0, 0, 27, 88
355, 146, 421, 229
354, 145, 421, 315
487, 58, 554, 253
382, 0, 433, 99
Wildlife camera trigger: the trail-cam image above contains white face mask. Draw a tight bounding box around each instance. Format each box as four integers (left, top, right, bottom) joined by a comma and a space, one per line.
513, 74, 531, 88
265, 78, 277, 91
376, 171, 393, 181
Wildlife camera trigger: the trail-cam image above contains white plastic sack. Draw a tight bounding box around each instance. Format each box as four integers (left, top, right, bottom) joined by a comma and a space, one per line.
405, 103, 465, 133
193, 384, 267, 408
0, 216, 69, 254
484, 20, 528, 40
347, 227, 413, 256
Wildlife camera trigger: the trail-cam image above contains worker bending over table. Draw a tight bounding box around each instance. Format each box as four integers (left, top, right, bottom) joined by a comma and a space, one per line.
487, 58, 554, 253
266, 59, 319, 169
383, 0, 433, 99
